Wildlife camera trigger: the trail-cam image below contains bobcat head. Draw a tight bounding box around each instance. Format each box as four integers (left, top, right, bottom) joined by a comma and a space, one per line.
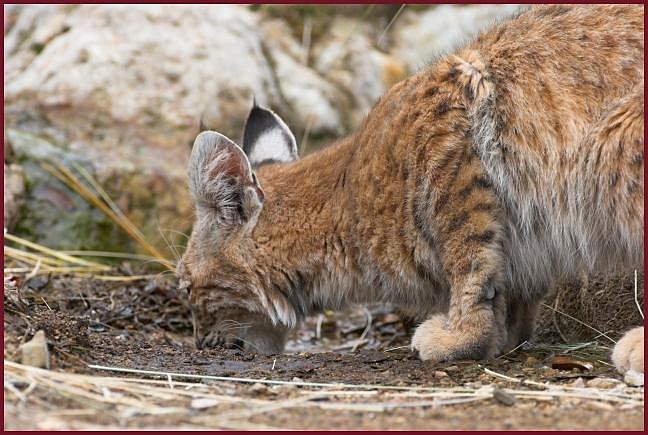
177, 103, 298, 354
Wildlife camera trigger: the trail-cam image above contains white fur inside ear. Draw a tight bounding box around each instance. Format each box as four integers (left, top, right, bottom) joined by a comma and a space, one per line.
248, 128, 296, 165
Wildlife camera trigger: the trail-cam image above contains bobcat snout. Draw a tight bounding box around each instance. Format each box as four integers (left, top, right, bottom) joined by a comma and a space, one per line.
191, 301, 289, 354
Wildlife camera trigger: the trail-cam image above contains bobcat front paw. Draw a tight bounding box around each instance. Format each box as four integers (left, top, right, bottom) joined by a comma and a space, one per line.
411, 314, 494, 363
612, 326, 644, 374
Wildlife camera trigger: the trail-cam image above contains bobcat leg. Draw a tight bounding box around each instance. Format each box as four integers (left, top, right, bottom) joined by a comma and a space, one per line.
411, 151, 509, 362
412, 266, 508, 362
503, 297, 539, 351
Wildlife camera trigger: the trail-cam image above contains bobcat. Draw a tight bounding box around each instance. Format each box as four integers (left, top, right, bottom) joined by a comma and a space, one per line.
177, 5, 644, 372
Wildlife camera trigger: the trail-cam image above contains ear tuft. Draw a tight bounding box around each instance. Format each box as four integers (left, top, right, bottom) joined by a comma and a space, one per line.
242, 104, 298, 168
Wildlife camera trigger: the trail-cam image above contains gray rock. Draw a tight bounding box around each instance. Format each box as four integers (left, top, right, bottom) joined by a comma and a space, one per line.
261, 19, 344, 139
624, 370, 644, 387
492, 387, 516, 406
4, 5, 279, 252
311, 17, 407, 131
20, 330, 50, 369
4, 162, 25, 231
392, 4, 524, 73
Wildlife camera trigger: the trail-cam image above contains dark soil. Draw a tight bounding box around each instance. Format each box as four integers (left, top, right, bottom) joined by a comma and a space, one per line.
3, 274, 644, 430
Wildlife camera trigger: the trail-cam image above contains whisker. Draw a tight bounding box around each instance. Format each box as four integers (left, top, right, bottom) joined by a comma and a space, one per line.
231, 336, 261, 353
156, 219, 181, 262
153, 269, 177, 280
160, 228, 190, 241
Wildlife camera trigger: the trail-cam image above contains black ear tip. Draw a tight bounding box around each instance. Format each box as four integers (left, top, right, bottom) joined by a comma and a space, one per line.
249, 104, 272, 117
245, 105, 278, 131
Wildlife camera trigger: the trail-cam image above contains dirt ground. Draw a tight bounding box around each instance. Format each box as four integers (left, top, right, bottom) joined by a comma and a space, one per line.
3, 274, 644, 430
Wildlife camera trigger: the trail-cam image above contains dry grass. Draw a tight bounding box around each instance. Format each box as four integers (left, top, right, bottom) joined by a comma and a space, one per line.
40, 159, 174, 270
5, 158, 176, 283
3, 233, 160, 282
4, 358, 643, 430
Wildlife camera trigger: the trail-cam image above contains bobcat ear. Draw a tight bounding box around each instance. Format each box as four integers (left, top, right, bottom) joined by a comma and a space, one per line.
242, 103, 298, 168
188, 131, 264, 224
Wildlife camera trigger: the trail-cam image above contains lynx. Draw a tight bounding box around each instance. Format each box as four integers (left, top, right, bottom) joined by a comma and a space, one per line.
177, 5, 644, 371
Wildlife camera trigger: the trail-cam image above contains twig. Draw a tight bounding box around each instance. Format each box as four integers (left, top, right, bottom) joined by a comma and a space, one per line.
5, 246, 65, 267
88, 364, 460, 393
551, 292, 570, 343
496, 340, 528, 359
634, 269, 643, 320
41, 297, 52, 311
384, 345, 409, 352
26, 258, 43, 280
299, 114, 315, 156
377, 4, 406, 49
483, 367, 526, 385
315, 314, 324, 340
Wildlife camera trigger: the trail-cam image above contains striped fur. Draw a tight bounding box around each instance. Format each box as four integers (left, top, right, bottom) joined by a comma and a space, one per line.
179, 5, 643, 361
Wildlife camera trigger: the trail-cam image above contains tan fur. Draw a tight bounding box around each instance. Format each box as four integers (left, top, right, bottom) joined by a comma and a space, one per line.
612, 327, 644, 374
179, 5, 644, 362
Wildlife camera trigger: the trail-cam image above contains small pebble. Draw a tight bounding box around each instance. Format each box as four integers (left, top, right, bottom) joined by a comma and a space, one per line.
542, 368, 558, 377
492, 387, 516, 406
20, 330, 50, 369
445, 365, 459, 372
249, 382, 267, 393
585, 401, 614, 411
271, 384, 297, 394
569, 377, 586, 388
586, 377, 624, 389
434, 370, 448, 378
624, 370, 644, 387
190, 398, 220, 409
292, 377, 304, 383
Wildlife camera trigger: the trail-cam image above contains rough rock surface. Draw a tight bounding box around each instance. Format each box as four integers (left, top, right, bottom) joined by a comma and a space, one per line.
4, 163, 25, 231
392, 4, 523, 73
